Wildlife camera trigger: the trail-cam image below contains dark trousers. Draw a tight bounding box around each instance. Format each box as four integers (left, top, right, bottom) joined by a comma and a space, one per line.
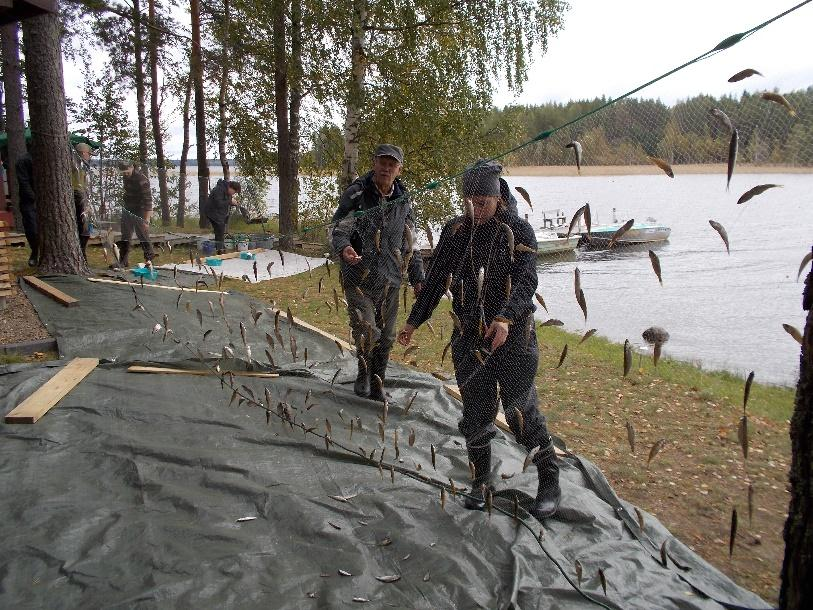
207, 216, 227, 253
344, 277, 401, 377
120, 210, 155, 263
452, 323, 551, 451
20, 201, 38, 261
74, 190, 89, 259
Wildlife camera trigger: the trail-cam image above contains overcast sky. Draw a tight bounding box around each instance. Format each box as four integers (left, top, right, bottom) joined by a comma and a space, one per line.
64, 0, 813, 157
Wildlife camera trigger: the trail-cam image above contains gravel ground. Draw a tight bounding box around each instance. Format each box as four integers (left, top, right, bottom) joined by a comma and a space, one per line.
0, 281, 51, 344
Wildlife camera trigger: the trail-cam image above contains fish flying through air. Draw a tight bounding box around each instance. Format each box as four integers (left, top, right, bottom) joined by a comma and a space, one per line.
556, 344, 568, 369
647, 156, 674, 178
728, 68, 762, 82
708, 220, 730, 254
565, 140, 583, 173
737, 184, 782, 204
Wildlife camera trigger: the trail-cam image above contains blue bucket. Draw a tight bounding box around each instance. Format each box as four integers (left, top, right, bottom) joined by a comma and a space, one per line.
200, 240, 215, 256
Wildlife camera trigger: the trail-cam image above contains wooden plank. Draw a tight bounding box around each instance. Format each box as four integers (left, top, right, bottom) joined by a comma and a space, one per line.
207, 248, 266, 261
87, 277, 226, 294
22, 276, 79, 307
266, 306, 354, 354
5, 358, 99, 424
127, 365, 279, 378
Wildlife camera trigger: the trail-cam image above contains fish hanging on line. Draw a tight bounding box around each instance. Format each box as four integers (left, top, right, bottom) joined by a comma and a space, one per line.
761, 92, 796, 116
727, 129, 738, 191
648, 250, 663, 285
647, 156, 674, 178
514, 186, 533, 210
579, 329, 597, 345
709, 108, 734, 133
608, 219, 635, 248
565, 204, 589, 240
623, 339, 632, 377
737, 184, 782, 205
797, 252, 812, 282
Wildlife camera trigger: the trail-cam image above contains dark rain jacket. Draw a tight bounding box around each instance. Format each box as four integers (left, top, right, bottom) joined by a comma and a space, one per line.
206, 179, 233, 224
15, 153, 35, 208
332, 171, 424, 290
406, 208, 538, 343
122, 171, 153, 216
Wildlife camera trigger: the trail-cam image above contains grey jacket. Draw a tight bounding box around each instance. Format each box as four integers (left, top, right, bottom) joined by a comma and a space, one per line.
332, 171, 424, 290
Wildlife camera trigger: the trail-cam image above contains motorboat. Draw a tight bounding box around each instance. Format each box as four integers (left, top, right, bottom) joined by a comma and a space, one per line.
535, 230, 579, 256
583, 222, 671, 247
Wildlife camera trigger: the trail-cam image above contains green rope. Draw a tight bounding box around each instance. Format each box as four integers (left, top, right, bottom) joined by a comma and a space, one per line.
299, 0, 811, 237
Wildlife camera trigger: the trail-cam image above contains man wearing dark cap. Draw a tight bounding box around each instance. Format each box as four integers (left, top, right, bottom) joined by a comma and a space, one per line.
332, 144, 424, 402
205, 179, 241, 254
113, 160, 154, 268
397, 160, 561, 520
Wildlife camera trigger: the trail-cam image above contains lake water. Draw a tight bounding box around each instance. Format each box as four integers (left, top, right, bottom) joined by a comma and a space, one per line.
499, 172, 810, 387
178, 171, 810, 386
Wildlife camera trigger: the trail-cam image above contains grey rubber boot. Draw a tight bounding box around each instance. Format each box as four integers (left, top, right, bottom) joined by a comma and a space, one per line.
530, 443, 561, 520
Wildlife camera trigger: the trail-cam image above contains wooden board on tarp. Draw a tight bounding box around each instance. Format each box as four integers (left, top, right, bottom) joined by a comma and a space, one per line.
5, 358, 99, 424
207, 248, 266, 261
266, 306, 354, 354
87, 277, 226, 294
127, 366, 279, 378
22, 276, 79, 307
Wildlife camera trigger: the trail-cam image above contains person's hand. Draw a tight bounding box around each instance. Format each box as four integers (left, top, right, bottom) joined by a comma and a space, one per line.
342, 246, 362, 265
143, 212, 152, 228
413, 282, 423, 297
484, 319, 509, 351
397, 324, 415, 347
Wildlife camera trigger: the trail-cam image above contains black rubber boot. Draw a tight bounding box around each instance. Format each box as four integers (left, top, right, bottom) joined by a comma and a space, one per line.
353, 356, 370, 398
116, 241, 130, 269
463, 443, 492, 510
530, 443, 561, 520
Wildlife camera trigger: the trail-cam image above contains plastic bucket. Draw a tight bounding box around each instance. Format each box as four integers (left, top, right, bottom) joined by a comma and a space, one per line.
237, 241, 249, 252
200, 240, 215, 255
255, 236, 275, 249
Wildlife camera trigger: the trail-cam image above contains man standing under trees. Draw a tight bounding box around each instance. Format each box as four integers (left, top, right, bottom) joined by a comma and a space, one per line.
112, 160, 154, 269
205, 179, 241, 254
331, 144, 424, 402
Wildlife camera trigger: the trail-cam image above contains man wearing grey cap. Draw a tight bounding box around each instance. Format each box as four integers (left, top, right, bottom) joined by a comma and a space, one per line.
331, 144, 425, 402
397, 160, 561, 520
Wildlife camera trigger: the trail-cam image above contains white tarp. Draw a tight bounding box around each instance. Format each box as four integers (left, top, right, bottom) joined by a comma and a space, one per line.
159, 249, 331, 283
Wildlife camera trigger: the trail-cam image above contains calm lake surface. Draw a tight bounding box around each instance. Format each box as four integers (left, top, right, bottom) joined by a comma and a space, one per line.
181, 171, 809, 386
501, 172, 810, 387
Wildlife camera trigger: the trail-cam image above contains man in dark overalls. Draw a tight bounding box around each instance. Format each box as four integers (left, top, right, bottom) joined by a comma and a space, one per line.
205, 179, 241, 254
398, 161, 561, 519
114, 161, 154, 268
332, 144, 424, 402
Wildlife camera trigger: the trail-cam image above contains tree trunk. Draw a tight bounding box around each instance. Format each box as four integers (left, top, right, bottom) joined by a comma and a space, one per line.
218, 0, 230, 181
273, 0, 292, 247
148, 0, 170, 225
780, 246, 813, 609
98, 131, 106, 219
339, 0, 368, 192
177, 71, 192, 228
133, 0, 149, 176
1, 23, 26, 232
288, 0, 301, 234
21, 12, 89, 275
191, 0, 209, 228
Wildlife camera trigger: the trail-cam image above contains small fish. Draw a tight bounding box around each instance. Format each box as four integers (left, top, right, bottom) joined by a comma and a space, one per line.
504, 275, 512, 299
404, 391, 417, 415
737, 184, 782, 205
709, 220, 730, 254
738, 415, 749, 460
203, 329, 213, 341
660, 541, 668, 567
534, 292, 548, 312
647, 155, 674, 178
239, 321, 247, 346
431, 444, 436, 470
278, 249, 285, 266
468, 460, 476, 480
423, 572, 430, 582
376, 574, 401, 584
728, 68, 762, 82
623, 339, 632, 377
236, 516, 257, 523
514, 407, 525, 438
501, 223, 515, 262
748, 483, 754, 526
333, 288, 340, 313
710, 108, 734, 133
266, 262, 274, 278
523, 447, 539, 472
565, 204, 587, 239
608, 219, 635, 248
782, 323, 803, 345
290, 335, 298, 360
565, 140, 583, 173
556, 344, 568, 369
797, 251, 812, 281
635, 507, 645, 532
647, 438, 667, 466
726, 128, 739, 190
404, 345, 419, 359
286, 306, 295, 329
449, 310, 462, 332
625, 420, 636, 454
477, 267, 485, 301
653, 341, 663, 367
540, 318, 564, 327
515, 186, 533, 210
253, 260, 258, 282
338, 569, 352, 577
761, 91, 796, 116
743, 370, 754, 412
579, 329, 597, 345
729, 508, 738, 557
515, 243, 535, 254
378, 421, 385, 443
408, 428, 416, 447
334, 340, 344, 356
241, 275, 251, 283
474, 349, 486, 365
196, 309, 203, 327
576, 289, 587, 322
374, 229, 381, 253
324, 259, 331, 277
575, 560, 583, 586
598, 568, 607, 595
648, 250, 663, 285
